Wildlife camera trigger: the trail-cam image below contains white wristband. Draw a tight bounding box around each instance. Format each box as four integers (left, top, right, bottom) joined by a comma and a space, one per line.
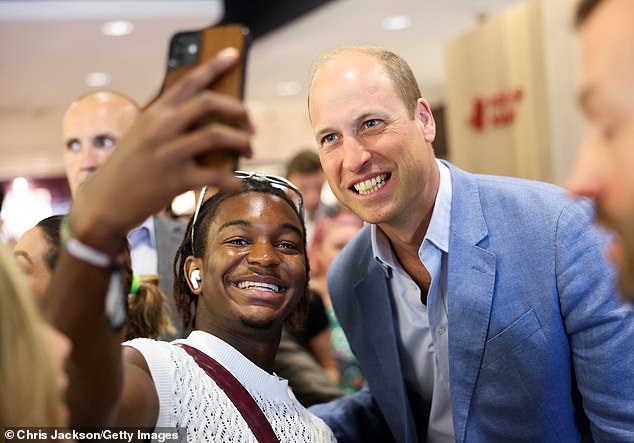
61, 217, 122, 269
65, 236, 111, 268
60, 217, 127, 330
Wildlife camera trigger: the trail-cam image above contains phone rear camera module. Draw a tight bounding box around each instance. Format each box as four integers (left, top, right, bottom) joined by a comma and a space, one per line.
168, 31, 201, 70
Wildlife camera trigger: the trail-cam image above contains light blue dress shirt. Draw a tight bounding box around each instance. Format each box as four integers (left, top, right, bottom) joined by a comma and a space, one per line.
127, 216, 158, 277
371, 160, 454, 442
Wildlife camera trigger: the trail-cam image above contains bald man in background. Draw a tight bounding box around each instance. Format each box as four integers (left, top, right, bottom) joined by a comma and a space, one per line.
63, 91, 185, 339
63, 91, 137, 193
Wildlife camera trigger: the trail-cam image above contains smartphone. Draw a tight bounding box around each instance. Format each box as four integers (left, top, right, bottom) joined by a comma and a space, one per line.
160, 24, 251, 170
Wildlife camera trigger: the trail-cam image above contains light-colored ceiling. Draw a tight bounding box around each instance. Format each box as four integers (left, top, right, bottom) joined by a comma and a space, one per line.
0, 0, 522, 181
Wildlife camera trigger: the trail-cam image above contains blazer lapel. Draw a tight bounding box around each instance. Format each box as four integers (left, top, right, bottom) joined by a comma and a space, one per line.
443, 163, 496, 443
349, 255, 419, 443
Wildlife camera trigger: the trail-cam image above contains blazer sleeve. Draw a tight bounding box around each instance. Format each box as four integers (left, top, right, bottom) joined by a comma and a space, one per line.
556, 198, 634, 441
309, 386, 396, 443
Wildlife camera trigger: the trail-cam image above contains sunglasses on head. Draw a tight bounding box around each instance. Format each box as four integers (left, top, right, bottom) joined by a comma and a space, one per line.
190, 171, 305, 254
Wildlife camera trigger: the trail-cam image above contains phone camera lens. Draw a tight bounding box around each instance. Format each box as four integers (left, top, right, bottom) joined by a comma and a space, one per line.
187, 43, 198, 55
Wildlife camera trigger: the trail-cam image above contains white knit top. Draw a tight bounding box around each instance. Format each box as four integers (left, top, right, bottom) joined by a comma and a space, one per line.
124, 330, 336, 442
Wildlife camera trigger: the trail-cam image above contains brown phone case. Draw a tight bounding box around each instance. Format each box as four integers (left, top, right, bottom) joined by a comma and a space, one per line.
161, 24, 251, 170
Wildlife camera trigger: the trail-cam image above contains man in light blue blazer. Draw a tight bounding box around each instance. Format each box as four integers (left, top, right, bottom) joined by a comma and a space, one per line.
308, 45, 634, 442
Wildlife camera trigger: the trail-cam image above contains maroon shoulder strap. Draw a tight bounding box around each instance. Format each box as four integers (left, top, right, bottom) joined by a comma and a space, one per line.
178, 343, 280, 443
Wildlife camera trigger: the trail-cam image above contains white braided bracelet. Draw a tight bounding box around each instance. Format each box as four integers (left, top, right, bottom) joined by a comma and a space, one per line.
60, 217, 120, 268
60, 217, 127, 330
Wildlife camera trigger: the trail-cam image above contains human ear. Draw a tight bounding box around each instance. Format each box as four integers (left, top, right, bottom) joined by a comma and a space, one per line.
416, 98, 436, 143
184, 256, 203, 295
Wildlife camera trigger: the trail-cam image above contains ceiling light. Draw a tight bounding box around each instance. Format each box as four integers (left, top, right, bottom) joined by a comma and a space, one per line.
102, 20, 134, 36
275, 81, 301, 97
381, 15, 412, 31
85, 72, 112, 87
171, 191, 196, 216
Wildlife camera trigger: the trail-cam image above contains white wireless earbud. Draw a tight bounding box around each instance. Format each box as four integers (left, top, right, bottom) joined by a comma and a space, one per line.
190, 269, 201, 289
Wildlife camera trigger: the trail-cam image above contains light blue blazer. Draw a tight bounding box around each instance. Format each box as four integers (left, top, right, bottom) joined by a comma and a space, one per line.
311, 162, 634, 442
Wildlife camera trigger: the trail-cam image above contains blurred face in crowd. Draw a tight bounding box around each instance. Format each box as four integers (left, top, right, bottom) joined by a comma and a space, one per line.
309, 49, 438, 233
287, 170, 325, 217
63, 92, 138, 195
14, 226, 53, 300
320, 222, 361, 271
567, 0, 634, 301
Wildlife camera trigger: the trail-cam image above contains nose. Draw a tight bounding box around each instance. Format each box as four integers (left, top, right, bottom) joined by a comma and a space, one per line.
79, 145, 101, 170
342, 136, 371, 172
565, 138, 604, 200
246, 241, 280, 268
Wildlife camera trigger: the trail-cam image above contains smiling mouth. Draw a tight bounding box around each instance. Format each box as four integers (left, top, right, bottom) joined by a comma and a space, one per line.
235, 281, 283, 293
353, 173, 390, 195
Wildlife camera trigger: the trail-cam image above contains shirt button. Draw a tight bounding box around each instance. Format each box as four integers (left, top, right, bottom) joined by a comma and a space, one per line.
437, 326, 446, 336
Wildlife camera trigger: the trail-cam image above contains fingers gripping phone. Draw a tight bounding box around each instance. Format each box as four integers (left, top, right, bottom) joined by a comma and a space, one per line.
160, 24, 251, 170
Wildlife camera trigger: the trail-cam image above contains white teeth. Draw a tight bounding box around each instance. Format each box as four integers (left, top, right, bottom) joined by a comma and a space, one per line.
354, 174, 388, 195
236, 281, 281, 292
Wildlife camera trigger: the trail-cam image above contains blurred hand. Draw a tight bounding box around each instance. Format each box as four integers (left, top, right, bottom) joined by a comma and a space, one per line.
69, 47, 254, 253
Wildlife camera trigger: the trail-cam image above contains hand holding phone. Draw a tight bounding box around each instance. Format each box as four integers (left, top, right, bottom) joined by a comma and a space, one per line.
160, 24, 251, 170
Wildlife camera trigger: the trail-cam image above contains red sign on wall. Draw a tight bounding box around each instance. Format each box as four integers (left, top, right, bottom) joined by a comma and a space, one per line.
468, 87, 523, 131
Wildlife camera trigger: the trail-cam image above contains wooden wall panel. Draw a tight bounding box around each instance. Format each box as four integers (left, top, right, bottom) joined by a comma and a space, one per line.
444, 0, 552, 181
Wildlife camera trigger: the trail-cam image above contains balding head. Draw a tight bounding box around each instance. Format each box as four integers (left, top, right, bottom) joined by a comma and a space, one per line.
63, 91, 139, 195
309, 45, 422, 120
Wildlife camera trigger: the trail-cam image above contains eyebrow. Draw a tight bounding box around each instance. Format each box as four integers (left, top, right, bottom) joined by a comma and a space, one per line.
314, 111, 379, 139
14, 250, 33, 264
219, 220, 303, 238
93, 133, 115, 141
64, 132, 115, 144
313, 124, 336, 141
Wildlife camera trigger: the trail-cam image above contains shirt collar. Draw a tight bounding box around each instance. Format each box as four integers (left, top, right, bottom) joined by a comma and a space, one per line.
425, 160, 451, 253
372, 159, 452, 270
127, 216, 156, 248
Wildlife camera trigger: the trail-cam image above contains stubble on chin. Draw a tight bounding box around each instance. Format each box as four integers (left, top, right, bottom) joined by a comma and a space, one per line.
240, 317, 275, 330
596, 204, 634, 303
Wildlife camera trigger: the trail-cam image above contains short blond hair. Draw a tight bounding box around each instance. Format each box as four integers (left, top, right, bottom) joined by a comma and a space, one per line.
309, 45, 422, 119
